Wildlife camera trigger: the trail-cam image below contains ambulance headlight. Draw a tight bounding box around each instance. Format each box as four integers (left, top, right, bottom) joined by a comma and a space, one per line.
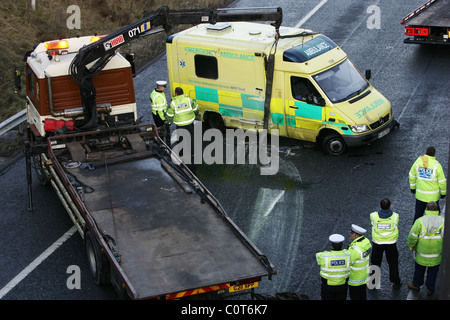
349, 124, 369, 133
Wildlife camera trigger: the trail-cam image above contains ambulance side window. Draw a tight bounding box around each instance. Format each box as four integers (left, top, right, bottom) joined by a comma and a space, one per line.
291, 76, 324, 106
195, 55, 218, 80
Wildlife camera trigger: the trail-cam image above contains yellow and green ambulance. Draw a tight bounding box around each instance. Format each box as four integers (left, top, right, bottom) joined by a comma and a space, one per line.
166, 22, 397, 155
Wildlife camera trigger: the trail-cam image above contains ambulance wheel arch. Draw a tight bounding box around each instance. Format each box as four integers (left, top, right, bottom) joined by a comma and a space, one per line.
204, 111, 225, 132
318, 129, 346, 156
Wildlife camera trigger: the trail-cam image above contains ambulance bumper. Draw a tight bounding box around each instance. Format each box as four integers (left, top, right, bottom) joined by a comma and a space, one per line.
342, 117, 398, 148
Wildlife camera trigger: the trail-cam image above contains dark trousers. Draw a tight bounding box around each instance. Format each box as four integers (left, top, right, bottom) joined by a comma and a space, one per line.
414, 198, 441, 221
371, 243, 401, 285
412, 262, 440, 292
321, 277, 348, 300
349, 284, 367, 300
152, 112, 165, 127
175, 123, 195, 158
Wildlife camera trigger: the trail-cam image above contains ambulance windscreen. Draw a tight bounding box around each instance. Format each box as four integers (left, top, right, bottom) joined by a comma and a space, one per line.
283, 35, 337, 63
313, 59, 369, 103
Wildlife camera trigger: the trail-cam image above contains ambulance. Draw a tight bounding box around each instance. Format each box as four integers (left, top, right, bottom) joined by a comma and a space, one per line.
166, 22, 397, 155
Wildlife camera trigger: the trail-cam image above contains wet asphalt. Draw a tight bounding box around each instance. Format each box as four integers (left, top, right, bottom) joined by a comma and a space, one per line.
0, 0, 449, 301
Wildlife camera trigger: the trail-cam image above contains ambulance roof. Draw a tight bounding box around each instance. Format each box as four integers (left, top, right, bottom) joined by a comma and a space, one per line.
173, 22, 320, 53
27, 35, 130, 78
171, 22, 346, 74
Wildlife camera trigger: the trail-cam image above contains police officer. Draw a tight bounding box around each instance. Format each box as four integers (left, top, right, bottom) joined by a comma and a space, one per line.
407, 201, 445, 296
348, 224, 371, 300
150, 80, 168, 128
409, 146, 447, 221
316, 234, 351, 300
166, 87, 199, 158
370, 198, 402, 289
166, 87, 198, 128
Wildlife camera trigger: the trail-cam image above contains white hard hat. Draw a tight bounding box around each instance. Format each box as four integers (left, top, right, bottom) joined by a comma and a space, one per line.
351, 224, 367, 235
329, 234, 345, 243
156, 80, 167, 86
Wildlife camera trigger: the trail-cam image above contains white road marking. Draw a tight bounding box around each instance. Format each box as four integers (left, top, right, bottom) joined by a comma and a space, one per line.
295, 0, 328, 28
262, 189, 286, 217
0, 226, 77, 299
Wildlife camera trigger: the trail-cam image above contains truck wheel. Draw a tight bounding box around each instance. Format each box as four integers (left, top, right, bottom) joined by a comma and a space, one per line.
321, 134, 346, 156
207, 113, 225, 132
85, 231, 110, 285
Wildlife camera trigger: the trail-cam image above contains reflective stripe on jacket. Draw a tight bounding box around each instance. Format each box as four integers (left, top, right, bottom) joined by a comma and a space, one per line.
316, 249, 351, 286
348, 236, 372, 286
409, 155, 447, 202
407, 210, 444, 267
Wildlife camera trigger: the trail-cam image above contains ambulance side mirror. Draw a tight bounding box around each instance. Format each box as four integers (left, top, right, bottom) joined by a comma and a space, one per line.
365, 69, 372, 80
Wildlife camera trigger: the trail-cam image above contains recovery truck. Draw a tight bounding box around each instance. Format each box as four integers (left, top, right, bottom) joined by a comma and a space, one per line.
22, 6, 280, 300
166, 20, 397, 156
401, 0, 450, 45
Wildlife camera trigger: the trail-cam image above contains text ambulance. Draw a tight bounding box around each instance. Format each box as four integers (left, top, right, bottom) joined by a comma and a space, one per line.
166, 22, 396, 155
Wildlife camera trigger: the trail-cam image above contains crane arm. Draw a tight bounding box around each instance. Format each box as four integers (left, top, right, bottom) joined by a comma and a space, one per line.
69, 6, 282, 129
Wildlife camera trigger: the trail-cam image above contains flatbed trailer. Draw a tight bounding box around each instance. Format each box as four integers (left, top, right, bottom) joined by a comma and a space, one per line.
27, 124, 275, 299
20, 6, 282, 300
401, 0, 450, 45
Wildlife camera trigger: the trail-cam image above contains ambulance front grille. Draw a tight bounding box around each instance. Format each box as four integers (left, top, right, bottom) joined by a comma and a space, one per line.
369, 114, 390, 130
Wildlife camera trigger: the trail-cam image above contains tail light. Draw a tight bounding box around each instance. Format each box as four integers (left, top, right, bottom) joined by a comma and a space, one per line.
44, 119, 74, 132
405, 26, 429, 36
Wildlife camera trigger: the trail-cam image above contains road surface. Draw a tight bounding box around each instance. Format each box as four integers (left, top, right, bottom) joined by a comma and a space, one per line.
0, 0, 448, 301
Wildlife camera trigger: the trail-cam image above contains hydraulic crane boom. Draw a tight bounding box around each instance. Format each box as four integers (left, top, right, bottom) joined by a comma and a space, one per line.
69, 6, 283, 129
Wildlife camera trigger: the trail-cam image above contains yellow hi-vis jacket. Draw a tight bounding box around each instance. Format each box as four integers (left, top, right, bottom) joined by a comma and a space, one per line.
348, 236, 371, 286
316, 249, 351, 286
370, 211, 399, 245
150, 89, 167, 120
166, 94, 198, 126
409, 154, 447, 202
408, 209, 444, 267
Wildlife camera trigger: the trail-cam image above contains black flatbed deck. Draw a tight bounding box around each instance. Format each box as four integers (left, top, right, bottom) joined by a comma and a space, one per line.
52, 127, 273, 299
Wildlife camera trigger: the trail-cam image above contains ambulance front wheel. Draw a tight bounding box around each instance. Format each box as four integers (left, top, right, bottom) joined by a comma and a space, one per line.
321, 134, 346, 156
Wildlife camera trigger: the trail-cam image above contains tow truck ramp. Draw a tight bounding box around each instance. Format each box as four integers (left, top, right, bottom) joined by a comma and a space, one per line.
42, 124, 275, 299
401, 0, 450, 45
